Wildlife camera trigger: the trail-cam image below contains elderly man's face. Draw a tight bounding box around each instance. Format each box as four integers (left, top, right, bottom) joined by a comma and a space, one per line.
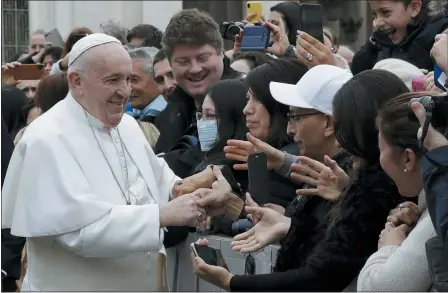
29, 33, 46, 54
73, 43, 132, 127
130, 59, 160, 110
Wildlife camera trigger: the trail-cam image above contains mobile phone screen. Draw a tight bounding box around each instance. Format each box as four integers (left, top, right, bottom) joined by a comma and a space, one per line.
193, 244, 229, 270
247, 152, 270, 205
299, 4, 324, 44
218, 165, 245, 198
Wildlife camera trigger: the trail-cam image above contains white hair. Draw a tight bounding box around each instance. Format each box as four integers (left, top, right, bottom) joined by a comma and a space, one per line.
127, 47, 159, 76
67, 50, 93, 90
100, 19, 129, 44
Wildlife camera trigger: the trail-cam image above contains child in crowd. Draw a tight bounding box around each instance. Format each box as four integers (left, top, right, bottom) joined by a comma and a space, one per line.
351, 0, 448, 74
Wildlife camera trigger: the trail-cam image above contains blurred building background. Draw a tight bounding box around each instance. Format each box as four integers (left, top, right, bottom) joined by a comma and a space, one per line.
1, 0, 373, 63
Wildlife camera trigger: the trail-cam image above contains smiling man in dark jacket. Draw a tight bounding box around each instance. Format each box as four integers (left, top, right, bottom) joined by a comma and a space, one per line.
154, 9, 241, 170
154, 8, 242, 248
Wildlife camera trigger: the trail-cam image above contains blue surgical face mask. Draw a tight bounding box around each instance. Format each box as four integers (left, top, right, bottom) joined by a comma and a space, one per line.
197, 119, 218, 151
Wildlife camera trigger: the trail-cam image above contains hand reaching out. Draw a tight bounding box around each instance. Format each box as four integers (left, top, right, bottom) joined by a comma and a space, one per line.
224, 133, 285, 171
412, 102, 448, 151
291, 155, 349, 201
231, 206, 291, 253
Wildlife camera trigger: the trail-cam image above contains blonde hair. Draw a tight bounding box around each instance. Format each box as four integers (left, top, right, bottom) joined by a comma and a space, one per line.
137, 121, 160, 148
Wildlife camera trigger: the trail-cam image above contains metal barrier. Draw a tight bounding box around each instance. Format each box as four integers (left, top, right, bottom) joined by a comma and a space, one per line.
165, 233, 280, 292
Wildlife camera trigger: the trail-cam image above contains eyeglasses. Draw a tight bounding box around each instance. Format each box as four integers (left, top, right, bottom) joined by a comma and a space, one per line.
196, 111, 217, 121
287, 111, 321, 123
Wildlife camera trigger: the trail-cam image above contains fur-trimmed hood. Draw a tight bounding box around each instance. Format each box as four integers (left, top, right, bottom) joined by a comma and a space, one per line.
428, 0, 448, 18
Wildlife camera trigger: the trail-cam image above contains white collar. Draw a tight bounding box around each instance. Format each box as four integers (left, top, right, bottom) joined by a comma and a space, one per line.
66, 92, 107, 130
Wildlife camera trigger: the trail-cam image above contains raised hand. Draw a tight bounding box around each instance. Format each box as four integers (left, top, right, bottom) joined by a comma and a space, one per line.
296, 31, 337, 68
291, 155, 349, 201
194, 167, 244, 220
224, 133, 284, 171
412, 102, 448, 151
262, 17, 290, 57
231, 206, 290, 253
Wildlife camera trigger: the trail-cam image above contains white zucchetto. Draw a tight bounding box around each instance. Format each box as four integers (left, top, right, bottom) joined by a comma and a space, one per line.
68, 33, 121, 67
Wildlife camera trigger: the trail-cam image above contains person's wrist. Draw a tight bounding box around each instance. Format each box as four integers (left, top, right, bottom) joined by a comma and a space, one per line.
222, 273, 234, 291
272, 150, 286, 170
280, 217, 292, 237
159, 204, 172, 228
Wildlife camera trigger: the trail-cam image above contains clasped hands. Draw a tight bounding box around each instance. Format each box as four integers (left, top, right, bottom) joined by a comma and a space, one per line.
164, 166, 245, 228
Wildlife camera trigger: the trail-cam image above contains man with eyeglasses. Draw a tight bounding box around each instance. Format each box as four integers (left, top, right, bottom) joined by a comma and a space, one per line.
202, 65, 355, 289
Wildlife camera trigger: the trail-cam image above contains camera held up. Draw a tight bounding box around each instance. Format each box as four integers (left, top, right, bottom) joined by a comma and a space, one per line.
407, 94, 448, 128
220, 22, 245, 41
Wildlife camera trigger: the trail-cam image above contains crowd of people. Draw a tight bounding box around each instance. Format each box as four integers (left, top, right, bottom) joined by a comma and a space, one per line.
1, 0, 448, 291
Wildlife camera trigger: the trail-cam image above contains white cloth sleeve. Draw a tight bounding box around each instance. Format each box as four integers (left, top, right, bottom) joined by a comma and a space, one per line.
357, 213, 435, 292
55, 204, 163, 258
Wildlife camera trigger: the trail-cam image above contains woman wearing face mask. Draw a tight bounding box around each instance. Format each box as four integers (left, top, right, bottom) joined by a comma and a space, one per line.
357, 92, 444, 291
352, 0, 448, 74
192, 79, 250, 235
243, 58, 308, 208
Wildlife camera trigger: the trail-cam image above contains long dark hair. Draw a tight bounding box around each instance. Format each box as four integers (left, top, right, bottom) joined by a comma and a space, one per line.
198, 79, 248, 168
333, 69, 410, 167
1, 86, 28, 138
245, 58, 308, 149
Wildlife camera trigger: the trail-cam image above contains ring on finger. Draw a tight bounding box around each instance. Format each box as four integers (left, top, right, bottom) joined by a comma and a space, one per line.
385, 222, 395, 228
305, 52, 313, 61
197, 212, 205, 222
398, 203, 404, 212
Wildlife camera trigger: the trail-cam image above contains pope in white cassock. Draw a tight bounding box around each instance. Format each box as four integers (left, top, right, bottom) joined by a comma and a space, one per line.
1, 34, 214, 291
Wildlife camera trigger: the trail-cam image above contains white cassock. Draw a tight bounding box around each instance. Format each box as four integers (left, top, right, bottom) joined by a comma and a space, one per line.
1, 93, 181, 291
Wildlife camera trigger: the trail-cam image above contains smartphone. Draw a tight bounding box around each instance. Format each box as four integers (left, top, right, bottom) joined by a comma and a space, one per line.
3, 64, 45, 80
241, 26, 270, 52
216, 165, 245, 199
247, 152, 270, 205
299, 3, 324, 44
45, 29, 65, 48
246, 1, 263, 23
191, 243, 229, 270
433, 63, 446, 91
412, 76, 426, 92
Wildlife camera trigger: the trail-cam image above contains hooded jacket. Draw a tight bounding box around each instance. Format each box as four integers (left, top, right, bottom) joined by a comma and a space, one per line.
351, 0, 448, 74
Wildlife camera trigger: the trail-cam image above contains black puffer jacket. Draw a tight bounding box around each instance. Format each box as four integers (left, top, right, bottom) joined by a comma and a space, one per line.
352, 15, 448, 74
229, 164, 403, 292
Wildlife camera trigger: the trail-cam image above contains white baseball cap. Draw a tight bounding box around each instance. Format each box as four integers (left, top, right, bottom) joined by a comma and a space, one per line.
269, 64, 353, 115
373, 58, 425, 90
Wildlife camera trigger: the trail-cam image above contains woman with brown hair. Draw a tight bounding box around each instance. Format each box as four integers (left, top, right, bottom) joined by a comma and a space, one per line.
357, 91, 444, 291
34, 73, 69, 113
49, 27, 93, 75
